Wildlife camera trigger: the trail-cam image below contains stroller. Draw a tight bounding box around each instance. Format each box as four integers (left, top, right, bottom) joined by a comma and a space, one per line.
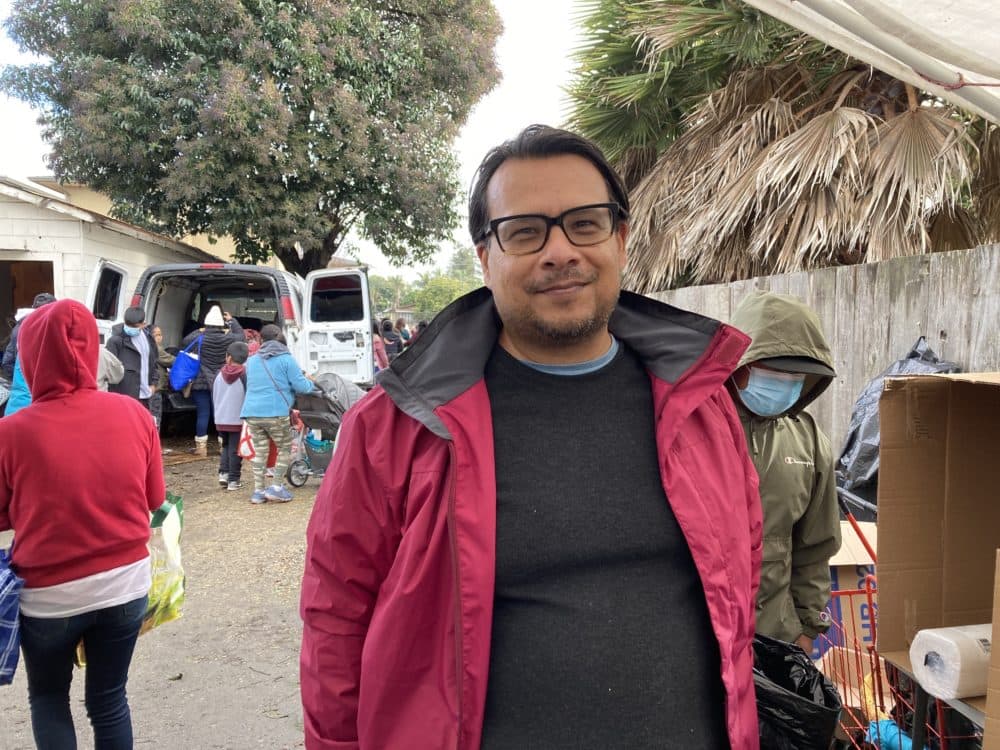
287, 372, 366, 487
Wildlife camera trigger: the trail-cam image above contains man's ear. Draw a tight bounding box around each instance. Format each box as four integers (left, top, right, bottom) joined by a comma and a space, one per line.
476, 243, 492, 288
616, 221, 629, 272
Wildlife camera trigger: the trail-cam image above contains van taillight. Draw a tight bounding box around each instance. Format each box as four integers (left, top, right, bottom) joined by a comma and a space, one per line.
281, 296, 296, 324
130, 294, 142, 307
199, 263, 225, 269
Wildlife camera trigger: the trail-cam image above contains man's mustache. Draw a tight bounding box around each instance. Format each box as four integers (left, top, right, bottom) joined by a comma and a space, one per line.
525, 269, 598, 294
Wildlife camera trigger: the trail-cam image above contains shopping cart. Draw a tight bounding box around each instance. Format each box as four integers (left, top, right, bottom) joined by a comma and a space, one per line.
818, 495, 984, 749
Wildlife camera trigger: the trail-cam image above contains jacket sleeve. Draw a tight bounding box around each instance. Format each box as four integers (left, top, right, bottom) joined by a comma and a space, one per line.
790, 425, 842, 638
105, 333, 123, 361
145, 413, 166, 512
717, 389, 763, 627
100, 347, 125, 387
300, 401, 402, 749
727, 393, 763, 606
145, 334, 159, 386
158, 346, 176, 368
286, 358, 316, 395
1, 325, 17, 381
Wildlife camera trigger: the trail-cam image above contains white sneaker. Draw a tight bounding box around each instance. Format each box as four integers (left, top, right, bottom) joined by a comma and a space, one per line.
264, 484, 293, 503
218, 472, 227, 487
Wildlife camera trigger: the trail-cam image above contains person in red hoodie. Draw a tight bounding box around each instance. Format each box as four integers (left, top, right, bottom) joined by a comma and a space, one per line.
0, 299, 165, 749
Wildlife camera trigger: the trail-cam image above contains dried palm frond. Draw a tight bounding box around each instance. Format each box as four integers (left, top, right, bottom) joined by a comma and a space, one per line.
970, 124, 1000, 242
859, 108, 972, 240
928, 206, 981, 252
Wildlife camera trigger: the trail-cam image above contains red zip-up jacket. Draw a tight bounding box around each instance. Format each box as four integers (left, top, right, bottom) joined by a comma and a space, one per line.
300, 289, 763, 749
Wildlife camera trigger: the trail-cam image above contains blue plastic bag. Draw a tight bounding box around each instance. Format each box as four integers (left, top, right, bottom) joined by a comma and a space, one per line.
168, 335, 203, 391
0, 547, 24, 686
866, 719, 929, 749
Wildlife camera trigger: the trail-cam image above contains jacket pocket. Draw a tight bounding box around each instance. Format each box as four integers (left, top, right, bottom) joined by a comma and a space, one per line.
756, 537, 798, 640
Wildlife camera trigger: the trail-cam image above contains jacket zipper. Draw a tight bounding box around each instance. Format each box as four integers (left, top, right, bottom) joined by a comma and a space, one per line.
446, 443, 463, 750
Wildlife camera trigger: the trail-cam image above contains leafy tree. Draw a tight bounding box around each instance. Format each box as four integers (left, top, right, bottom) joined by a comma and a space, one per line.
568, 0, 1000, 292
445, 244, 482, 286
368, 273, 410, 319
408, 273, 470, 319
2, 0, 502, 275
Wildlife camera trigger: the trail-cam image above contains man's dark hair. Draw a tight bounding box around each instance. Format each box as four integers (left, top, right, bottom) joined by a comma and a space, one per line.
32, 292, 56, 308
260, 324, 282, 342
467, 124, 630, 245
123, 306, 146, 326
227, 341, 249, 364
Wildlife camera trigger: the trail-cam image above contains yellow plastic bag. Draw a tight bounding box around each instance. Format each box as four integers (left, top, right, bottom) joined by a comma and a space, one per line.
142, 493, 184, 635
76, 493, 184, 666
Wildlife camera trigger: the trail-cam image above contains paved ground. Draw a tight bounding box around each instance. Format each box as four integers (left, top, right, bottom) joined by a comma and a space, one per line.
0, 439, 319, 749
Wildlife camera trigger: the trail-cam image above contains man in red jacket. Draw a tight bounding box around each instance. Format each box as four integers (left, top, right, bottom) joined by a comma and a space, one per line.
300, 125, 763, 749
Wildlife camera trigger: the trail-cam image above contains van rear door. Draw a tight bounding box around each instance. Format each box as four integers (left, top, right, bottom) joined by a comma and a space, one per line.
301, 268, 373, 387
85, 259, 129, 344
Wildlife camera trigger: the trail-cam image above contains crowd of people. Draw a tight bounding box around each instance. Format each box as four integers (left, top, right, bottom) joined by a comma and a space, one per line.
0, 124, 843, 749
372, 317, 427, 372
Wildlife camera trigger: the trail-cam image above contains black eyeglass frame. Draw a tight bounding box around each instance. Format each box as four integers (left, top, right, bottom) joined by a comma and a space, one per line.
479, 202, 629, 255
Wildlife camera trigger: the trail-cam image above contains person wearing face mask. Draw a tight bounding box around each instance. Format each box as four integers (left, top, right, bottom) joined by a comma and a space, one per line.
728, 290, 841, 654
105, 306, 159, 412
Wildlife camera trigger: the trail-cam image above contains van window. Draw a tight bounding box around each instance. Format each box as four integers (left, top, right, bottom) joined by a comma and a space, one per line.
311, 275, 364, 323
93, 267, 124, 321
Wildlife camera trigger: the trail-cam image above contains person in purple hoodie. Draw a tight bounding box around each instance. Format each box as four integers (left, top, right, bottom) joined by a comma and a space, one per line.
211, 341, 249, 491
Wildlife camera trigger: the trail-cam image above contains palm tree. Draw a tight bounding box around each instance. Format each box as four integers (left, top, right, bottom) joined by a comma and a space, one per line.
567, 0, 1000, 293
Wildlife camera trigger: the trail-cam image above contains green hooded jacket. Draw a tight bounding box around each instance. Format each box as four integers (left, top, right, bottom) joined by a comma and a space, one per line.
730, 291, 842, 643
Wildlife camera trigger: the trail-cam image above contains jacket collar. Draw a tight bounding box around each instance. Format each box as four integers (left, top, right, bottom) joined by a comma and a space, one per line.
378, 287, 748, 440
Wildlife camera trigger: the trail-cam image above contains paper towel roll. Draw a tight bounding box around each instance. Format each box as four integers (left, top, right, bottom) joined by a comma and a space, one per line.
909, 623, 992, 700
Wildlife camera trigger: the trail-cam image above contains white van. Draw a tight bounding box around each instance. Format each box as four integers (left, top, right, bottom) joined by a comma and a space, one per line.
88, 260, 374, 413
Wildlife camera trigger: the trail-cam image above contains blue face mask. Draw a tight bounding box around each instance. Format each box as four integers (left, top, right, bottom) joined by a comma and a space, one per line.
737, 367, 806, 417
123, 325, 143, 337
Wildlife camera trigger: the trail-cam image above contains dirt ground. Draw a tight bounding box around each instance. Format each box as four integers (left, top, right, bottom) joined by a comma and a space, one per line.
0, 437, 317, 749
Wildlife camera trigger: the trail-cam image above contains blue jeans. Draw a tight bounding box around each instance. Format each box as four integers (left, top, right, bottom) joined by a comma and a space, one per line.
191, 388, 212, 438
218, 430, 242, 482
20, 595, 147, 750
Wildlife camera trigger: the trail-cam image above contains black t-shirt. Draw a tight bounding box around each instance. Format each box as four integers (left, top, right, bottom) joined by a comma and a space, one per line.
480, 344, 729, 749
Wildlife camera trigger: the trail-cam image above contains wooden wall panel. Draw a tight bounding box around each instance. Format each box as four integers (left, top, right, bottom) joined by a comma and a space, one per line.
652, 244, 1000, 451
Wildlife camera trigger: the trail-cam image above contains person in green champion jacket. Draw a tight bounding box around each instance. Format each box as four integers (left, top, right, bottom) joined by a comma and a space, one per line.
728, 290, 842, 652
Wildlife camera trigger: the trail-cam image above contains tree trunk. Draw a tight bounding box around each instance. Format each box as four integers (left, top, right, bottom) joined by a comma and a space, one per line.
273, 228, 345, 276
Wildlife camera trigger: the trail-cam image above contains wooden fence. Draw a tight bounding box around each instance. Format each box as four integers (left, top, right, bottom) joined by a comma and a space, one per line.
649, 243, 1000, 450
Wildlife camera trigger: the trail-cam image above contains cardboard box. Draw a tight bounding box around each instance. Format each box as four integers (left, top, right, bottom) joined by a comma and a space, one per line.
816, 520, 877, 659
811, 521, 878, 661
876, 373, 1000, 735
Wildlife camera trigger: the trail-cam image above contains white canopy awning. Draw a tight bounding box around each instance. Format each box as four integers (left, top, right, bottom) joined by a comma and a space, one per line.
744, 0, 1000, 124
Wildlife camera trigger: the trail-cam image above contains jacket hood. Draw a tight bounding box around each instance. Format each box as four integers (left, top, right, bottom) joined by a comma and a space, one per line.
258, 339, 289, 360
221, 362, 246, 384
19, 299, 98, 401
730, 290, 835, 414
378, 286, 748, 440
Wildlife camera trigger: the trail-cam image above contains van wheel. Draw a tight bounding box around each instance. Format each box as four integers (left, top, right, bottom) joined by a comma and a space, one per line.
287, 460, 310, 488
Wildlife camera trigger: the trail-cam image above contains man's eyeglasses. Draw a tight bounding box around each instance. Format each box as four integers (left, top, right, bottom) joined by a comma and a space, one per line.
480, 203, 627, 256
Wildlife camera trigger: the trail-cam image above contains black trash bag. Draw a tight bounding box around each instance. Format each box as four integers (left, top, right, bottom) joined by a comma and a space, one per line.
754, 633, 842, 750
836, 337, 961, 499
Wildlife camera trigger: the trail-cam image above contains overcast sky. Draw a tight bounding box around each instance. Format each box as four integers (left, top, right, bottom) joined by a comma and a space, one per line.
0, 0, 583, 277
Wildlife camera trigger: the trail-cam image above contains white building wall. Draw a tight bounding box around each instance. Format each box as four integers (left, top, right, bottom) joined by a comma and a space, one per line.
1, 193, 215, 305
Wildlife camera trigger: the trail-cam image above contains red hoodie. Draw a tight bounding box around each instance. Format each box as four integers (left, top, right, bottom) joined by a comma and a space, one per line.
0, 299, 165, 588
